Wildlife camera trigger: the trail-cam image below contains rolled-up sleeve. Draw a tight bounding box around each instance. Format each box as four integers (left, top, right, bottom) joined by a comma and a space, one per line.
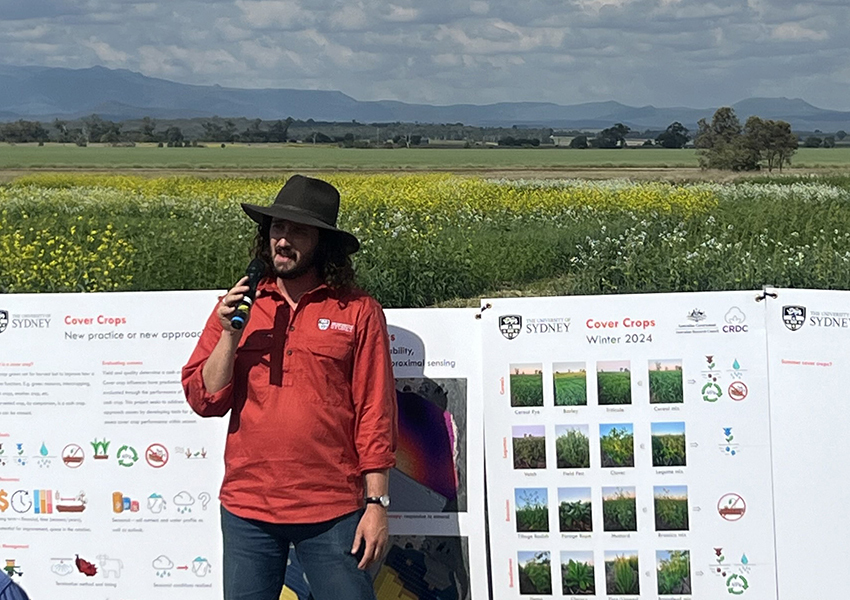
182, 305, 235, 417
351, 298, 397, 472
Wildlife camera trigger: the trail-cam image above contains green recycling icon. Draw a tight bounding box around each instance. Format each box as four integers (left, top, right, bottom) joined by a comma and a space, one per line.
117, 445, 139, 467
703, 382, 723, 402
727, 573, 749, 595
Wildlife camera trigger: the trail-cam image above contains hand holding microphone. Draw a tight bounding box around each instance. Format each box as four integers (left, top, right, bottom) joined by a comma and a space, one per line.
217, 258, 266, 333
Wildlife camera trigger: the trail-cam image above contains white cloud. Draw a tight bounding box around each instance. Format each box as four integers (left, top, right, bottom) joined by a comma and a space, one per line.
235, 0, 314, 29
81, 37, 129, 63
152, 555, 174, 570
383, 4, 419, 22
771, 22, 828, 41
470, 1, 489, 15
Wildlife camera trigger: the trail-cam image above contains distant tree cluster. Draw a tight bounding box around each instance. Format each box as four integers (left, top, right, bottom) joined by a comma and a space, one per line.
695, 107, 798, 172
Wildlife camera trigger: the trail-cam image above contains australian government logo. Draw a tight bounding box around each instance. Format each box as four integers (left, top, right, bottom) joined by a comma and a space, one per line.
676, 308, 719, 335
499, 315, 522, 340
782, 306, 806, 331
0, 310, 8, 334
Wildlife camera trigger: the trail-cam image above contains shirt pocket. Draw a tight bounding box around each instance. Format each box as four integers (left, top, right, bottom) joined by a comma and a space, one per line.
308, 342, 353, 405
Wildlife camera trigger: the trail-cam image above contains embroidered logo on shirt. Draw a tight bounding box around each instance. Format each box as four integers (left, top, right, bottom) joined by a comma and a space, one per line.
330, 322, 354, 333
317, 318, 331, 331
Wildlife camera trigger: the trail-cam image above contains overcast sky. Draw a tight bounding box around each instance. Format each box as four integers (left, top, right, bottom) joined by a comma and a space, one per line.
1, 0, 848, 109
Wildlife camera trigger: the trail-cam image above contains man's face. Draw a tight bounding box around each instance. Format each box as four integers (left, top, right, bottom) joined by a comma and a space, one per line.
269, 218, 320, 280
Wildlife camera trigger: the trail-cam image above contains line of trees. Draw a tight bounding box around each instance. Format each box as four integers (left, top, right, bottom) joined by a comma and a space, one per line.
695, 107, 798, 172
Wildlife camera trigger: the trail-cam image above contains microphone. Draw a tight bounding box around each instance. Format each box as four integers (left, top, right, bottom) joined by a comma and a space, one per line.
230, 258, 266, 330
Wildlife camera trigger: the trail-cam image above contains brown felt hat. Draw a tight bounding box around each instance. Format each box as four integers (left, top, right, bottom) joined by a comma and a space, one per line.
241, 175, 359, 254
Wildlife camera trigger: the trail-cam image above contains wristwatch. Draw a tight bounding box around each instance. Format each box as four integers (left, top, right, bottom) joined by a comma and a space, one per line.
365, 495, 391, 508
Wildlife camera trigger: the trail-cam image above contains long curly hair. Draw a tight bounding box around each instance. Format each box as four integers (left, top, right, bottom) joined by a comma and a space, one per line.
250, 218, 357, 290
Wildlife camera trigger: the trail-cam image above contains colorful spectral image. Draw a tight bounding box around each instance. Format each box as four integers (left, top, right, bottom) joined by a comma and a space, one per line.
513, 425, 546, 469
518, 551, 552, 595
510, 364, 544, 407
602, 486, 637, 532
649, 359, 684, 404
558, 487, 592, 532
651, 422, 687, 467
561, 551, 595, 596
371, 535, 471, 600
654, 486, 689, 531
552, 362, 587, 406
599, 423, 634, 468
515, 488, 549, 532
597, 360, 631, 405
392, 378, 467, 512
555, 424, 590, 469
605, 551, 640, 595
657, 550, 692, 596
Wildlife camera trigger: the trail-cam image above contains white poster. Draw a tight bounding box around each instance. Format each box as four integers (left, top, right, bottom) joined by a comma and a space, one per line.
381, 308, 487, 600
480, 292, 777, 600
0, 291, 226, 600
764, 288, 850, 599
0, 295, 487, 600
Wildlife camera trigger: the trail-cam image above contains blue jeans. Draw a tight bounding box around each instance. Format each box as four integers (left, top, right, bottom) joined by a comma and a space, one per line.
220, 505, 376, 600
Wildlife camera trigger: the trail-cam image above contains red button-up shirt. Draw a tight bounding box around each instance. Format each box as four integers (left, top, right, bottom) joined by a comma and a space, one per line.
182, 279, 397, 524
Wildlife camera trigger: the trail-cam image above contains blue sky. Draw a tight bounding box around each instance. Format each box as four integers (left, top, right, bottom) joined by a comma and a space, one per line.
1, 0, 848, 108
513, 424, 545, 438
558, 487, 591, 504
651, 421, 686, 436
515, 487, 548, 508
654, 485, 688, 499
600, 422, 633, 437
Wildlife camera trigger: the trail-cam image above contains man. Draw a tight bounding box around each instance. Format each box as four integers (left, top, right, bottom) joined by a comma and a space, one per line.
182, 175, 397, 600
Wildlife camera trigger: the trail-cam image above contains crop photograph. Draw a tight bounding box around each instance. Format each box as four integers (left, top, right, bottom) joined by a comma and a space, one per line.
558, 487, 593, 532
649, 360, 684, 404
597, 360, 632, 405
510, 364, 544, 407
552, 362, 587, 406
605, 551, 640, 596
555, 424, 591, 469
657, 550, 692, 595
512, 425, 547, 470
518, 551, 552, 595
515, 488, 549, 533
651, 422, 687, 467
561, 551, 596, 596
599, 423, 635, 468
602, 487, 637, 532
654, 486, 689, 531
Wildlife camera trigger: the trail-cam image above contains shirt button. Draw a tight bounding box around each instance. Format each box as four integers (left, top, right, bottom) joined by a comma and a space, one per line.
289, 326, 295, 332
286, 349, 293, 356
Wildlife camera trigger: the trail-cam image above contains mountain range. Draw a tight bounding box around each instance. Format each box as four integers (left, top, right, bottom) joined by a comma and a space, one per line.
1, 65, 849, 131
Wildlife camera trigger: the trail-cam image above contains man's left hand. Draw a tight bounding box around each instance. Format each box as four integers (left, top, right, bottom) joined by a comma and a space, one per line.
351, 504, 388, 570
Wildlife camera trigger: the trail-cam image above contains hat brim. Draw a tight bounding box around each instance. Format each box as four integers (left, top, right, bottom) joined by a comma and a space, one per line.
241, 202, 360, 254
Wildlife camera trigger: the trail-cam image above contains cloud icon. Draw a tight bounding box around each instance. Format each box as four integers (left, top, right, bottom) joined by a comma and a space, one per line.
173, 491, 195, 506
51, 561, 74, 576
725, 307, 746, 324
152, 555, 174, 570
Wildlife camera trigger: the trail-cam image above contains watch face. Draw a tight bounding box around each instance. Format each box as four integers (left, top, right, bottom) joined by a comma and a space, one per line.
380, 495, 390, 508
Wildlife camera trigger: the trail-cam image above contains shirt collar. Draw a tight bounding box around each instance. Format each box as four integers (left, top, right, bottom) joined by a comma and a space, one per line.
257, 277, 330, 301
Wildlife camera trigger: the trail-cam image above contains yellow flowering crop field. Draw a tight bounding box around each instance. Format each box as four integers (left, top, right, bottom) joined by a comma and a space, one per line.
2, 173, 850, 306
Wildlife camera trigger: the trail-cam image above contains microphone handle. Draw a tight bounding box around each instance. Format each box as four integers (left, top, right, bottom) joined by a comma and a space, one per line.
230, 295, 254, 330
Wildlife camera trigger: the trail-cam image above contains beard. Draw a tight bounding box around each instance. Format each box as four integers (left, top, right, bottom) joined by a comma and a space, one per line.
272, 245, 317, 280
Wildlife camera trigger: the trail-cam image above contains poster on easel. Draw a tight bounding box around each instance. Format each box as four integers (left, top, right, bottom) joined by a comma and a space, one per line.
764, 288, 850, 599
480, 292, 777, 600
0, 294, 488, 600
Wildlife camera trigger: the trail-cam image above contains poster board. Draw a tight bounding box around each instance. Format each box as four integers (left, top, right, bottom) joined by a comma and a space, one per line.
480, 292, 777, 599
0, 294, 488, 600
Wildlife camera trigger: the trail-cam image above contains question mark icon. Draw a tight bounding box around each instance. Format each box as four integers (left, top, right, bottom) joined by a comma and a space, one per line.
198, 492, 211, 511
